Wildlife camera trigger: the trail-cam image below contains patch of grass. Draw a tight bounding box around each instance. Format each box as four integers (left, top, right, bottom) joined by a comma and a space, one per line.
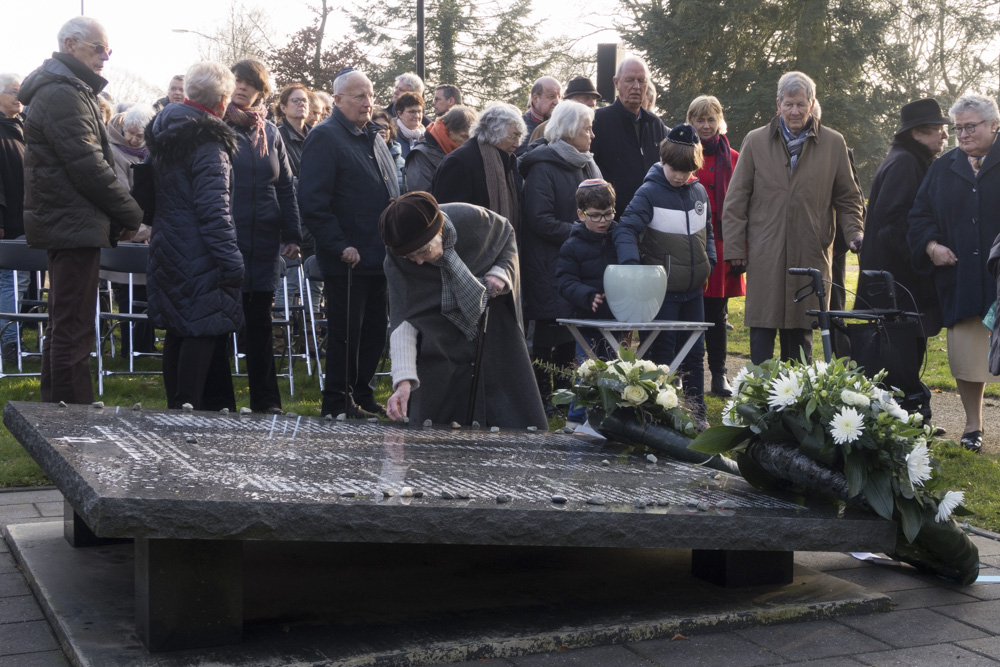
936, 443, 1000, 533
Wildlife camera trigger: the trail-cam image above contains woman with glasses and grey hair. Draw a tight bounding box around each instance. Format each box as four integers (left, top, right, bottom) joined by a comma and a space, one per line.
432, 101, 526, 235
909, 94, 1000, 452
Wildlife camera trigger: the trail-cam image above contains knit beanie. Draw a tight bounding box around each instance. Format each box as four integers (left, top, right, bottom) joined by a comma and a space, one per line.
379, 191, 445, 256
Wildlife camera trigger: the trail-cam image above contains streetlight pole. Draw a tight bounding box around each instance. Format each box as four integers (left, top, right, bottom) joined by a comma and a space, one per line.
416, 0, 425, 80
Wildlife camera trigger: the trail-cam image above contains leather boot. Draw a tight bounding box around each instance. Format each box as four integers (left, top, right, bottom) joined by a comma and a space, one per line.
711, 374, 733, 397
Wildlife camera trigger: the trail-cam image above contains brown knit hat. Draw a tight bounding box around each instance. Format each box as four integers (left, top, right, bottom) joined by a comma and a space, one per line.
379, 191, 445, 256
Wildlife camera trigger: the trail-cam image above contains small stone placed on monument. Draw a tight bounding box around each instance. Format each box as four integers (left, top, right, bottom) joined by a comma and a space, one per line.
490, 426, 500, 433
471, 421, 481, 428
647, 500, 657, 506
219, 408, 229, 415
185, 436, 197, 444
441, 491, 454, 500
402, 416, 410, 423
457, 492, 470, 500
634, 498, 645, 509
450, 421, 461, 429
646, 454, 658, 463
527, 426, 538, 431
496, 494, 511, 504
686, 500, 698, 508
132, 403, 141, 410
286, 412, 298, 418
340, 491, 356, 498
336, 413, 346, 421
412, 491, 424, 498
601, 459, 610, 466
697, 501, 709, 512
551, 495, 567, 504
324, 414, 334, 421
382, 489, 393, 498
586, 496, 605, 506
423, 419, 433, 427
92, 401, 104, 409
182, 403, 194, 411
58, 401, 67, 407
368, 417, 379, 423
401, 486, 413, 497
240, 407, 253, 415
709, 471, 720, 479
657, 500, 670, 506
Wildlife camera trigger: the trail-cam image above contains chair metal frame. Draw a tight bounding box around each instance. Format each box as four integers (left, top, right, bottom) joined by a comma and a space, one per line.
95, 243, 160, 395
0, 240, 49, 379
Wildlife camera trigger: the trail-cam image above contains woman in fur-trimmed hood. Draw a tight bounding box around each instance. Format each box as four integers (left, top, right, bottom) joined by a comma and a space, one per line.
144, 62, 244, 411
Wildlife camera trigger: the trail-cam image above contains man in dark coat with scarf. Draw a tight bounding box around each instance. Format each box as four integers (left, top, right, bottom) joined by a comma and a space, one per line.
857, 99, 949, 422
299, 69, 400, 419
20, 16, 143, 404
380, 192, 547, 428
590, 57, 667, 218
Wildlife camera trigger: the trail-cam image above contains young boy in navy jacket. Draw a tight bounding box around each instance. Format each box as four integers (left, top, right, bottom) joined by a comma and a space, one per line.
613, 125, 716, 427
556, 179, 619, 360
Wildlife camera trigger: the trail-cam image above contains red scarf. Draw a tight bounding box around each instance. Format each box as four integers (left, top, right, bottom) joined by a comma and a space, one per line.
701, 133, 733, 238
427, 120, 458, 154
224, 102, 269, 157
184, 99, 219, 118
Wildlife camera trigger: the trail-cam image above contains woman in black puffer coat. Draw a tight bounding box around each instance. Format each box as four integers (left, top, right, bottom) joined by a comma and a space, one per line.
225, 59, 302, 414
519, 100, 601, 406
145, 62, 244, 411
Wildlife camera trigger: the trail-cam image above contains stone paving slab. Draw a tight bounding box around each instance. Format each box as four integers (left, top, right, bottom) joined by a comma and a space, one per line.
0, 490, 59, 507
0, 595, 46, 624
734, 620, 891, 661
625, 633, 781, 666
0, 504, 46, 522
0, 572, 30, 598
885, 585, 981, 611
854, 643, 1000, 666
822, 564, 938, 592
955, 636, 1000, 660
512, 644, 654, 666
779, 659, 865, 667
839, 607, 989, 647
0, 651, 69, 667
34, 503, 62, 518
933, 598, 1000, 633
0, 620, 61, 657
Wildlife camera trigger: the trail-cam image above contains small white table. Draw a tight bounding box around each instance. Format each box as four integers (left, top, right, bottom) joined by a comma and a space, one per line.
556, 318, 714, 370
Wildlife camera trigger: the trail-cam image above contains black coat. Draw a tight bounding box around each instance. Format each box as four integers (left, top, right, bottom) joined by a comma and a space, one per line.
908, 143, 1000, 328
277, 121, 306, 177
144, 103, 244, 337
227, 118, 301, 292
298, 106, 399, 279
556, 222, 618, 319
591, 99, 667, 218
402, 130, 445, 193
857, 136, 941, 334
431, 139, 520, 212
0, 115, 24, 239
20, 53, 143, 249
518, 144, 587, 321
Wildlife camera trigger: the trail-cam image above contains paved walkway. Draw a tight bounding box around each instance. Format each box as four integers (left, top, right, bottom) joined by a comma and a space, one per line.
4, 488, 1000, 666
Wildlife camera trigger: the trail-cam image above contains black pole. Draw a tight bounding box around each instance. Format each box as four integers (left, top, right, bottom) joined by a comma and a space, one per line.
416, 0, 425, 80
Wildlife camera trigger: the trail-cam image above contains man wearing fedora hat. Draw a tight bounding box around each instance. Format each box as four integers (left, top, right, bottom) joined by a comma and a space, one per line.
380, 192, 547, 427
857, 99, 949, 422
528, 77, 602, 144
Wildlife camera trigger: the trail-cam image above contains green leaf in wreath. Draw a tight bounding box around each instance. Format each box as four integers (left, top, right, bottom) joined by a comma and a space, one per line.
896, 497, 923, 544
551, 389, 577, 406
689, 425, 749, 454
864, 469, 895, 521
843, 453, 867, 498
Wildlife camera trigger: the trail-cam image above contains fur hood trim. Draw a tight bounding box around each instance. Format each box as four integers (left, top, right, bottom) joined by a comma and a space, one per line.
146, 110, 238, 165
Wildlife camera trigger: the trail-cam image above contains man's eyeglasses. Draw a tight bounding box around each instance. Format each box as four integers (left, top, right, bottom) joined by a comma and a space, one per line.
78, 40, 112, 57
952, 120, 989, 136
584, 210, 614, 222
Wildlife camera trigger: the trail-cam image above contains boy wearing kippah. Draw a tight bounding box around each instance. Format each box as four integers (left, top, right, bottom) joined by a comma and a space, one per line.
556, 179, 619, 359
613, 124, 716, 427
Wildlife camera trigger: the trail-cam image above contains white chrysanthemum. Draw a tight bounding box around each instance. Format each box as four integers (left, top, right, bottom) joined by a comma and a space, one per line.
622, 384, 647, 405
813, 360, 829, 375
721, 398, 742, 426
935, 491, 965, 523
577, 359, 598, 379
829, 406, 865, 444
905, 439, 933, 489
767, 373, 803, 411
841, 389, 871, 408
732, 367, 750, 394
655, 387, 679, 409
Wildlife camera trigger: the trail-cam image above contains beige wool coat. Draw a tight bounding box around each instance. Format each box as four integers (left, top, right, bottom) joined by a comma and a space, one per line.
722, 115, 864, 330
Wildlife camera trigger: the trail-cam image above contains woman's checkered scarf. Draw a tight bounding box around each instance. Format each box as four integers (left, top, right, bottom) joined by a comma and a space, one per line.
432, 218, 487, 340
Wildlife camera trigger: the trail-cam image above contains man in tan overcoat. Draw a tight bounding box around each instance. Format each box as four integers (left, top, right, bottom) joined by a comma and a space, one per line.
722, 71, 864, 364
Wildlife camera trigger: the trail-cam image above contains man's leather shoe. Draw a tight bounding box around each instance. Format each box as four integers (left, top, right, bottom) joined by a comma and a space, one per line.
711, 375, 733, 397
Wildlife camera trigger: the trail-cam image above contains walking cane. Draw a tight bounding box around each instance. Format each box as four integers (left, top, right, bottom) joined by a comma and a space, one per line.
466, 305, 490, 425
344, 265, 352, 412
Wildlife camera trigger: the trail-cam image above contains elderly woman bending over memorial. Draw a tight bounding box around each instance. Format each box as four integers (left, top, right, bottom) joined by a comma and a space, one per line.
908, 94, 1000, 452
145, 61, 244, 411
380, 192, 547, 428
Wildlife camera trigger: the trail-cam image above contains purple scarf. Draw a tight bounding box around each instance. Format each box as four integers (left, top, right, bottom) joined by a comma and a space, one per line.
116, 144, 147, 159
224, 102, 269, 157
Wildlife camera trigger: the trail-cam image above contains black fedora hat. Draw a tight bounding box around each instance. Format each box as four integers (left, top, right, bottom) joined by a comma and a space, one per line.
564, 76, 601, 101
896, 98, 950, 135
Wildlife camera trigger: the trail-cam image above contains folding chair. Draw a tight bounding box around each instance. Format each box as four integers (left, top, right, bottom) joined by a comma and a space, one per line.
272, 256, 312, 395
95, 243, 160, 395
0, 240, 49, 379
303, 255, 328, 391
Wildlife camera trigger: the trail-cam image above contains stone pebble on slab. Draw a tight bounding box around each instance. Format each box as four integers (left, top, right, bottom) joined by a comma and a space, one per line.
646, 454, 658, 463
239, 407, 252, 415
496, 494, 511, 504
551, 495, 567, 504
586, 495, 606, 506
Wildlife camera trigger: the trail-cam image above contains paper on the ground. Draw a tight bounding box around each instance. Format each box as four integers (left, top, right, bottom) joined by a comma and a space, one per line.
851, 552, 901, 565
572, 419, 605, 439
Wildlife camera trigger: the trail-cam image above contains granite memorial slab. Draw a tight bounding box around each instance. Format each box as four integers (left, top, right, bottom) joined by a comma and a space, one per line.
3, 401, 897, 652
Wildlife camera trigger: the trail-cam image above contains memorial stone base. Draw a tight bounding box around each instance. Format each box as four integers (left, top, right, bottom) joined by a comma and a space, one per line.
3, 401, 897, 657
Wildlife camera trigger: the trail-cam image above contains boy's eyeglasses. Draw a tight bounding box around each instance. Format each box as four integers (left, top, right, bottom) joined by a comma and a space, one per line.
584, 211, 614, 222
